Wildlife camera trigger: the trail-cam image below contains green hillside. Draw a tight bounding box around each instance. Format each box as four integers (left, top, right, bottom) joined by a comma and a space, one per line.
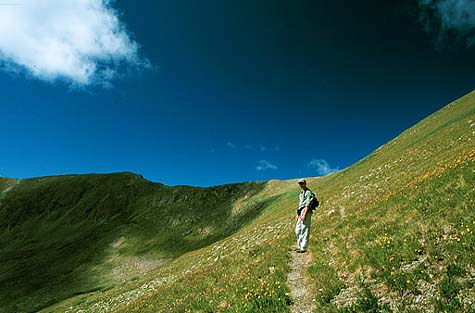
1, 91, 475, 312
0, 172, 269, 312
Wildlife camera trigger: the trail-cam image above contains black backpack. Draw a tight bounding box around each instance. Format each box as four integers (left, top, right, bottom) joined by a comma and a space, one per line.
309, 191, 320, 211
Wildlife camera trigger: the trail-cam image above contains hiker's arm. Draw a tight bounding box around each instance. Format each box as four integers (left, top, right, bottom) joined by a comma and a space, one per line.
301, 191, 312, 220
305, 190, 313, 207
301, 206, 309, 220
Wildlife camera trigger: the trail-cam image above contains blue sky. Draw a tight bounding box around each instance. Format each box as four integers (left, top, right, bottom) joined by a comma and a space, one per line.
1, 0, 475, 187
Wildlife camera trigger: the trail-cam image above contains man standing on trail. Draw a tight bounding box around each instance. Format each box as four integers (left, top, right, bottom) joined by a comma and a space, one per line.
295, 178, 314, 253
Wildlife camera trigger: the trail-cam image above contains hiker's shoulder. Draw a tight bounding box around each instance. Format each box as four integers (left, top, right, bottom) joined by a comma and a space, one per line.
305, 188, 316, 196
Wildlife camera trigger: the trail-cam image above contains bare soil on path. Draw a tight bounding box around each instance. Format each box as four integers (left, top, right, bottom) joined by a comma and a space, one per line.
287, 250, 315, 313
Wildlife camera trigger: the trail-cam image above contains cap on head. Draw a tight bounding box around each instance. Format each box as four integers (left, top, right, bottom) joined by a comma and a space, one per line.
298, 178, 306, 185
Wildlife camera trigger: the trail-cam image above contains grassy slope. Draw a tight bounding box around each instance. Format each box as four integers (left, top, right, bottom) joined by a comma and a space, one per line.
2, 91, 475, 312
0, 178, 18, 199
308, 91, 475, 312
44, 179, 299, 313
0, 172, 268, 313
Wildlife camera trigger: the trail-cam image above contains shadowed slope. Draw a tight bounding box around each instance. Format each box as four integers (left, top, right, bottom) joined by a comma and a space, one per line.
0, 172, 267, 313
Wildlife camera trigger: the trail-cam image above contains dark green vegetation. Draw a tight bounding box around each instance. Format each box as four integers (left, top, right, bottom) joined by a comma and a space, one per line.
0, 173, 267, 312
1, 91, 475, 312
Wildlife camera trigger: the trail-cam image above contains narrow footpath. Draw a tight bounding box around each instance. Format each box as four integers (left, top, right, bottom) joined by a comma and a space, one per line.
287, 250, 315, 313
0, 179, 21, 202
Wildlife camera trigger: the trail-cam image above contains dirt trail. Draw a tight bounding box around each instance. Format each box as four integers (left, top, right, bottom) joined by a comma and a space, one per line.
287, 250, 315, 313
0, 179, 21, 200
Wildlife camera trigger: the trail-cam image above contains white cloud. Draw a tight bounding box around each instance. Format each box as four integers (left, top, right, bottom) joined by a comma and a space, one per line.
418, 0, 475, 46
308, 159, 338, 176
256, 160, 278, 171
0, 0, 150, 86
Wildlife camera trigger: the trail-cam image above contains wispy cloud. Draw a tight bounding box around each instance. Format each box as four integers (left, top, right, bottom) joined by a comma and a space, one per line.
0, 0, 150, 87
418, 0, 475, 47
256, 160, 278, 171
224, 142, 280, 155
243, 144, 280, 152
259, 145, 280, 152
225, 142, 236, 149
308, 159, 339, 176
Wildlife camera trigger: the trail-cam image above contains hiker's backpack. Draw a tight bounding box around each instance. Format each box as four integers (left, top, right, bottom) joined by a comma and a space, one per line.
309, 191, 320, 211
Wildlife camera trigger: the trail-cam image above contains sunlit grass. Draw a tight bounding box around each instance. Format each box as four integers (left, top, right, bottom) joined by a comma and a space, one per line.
307, 91, 475, 312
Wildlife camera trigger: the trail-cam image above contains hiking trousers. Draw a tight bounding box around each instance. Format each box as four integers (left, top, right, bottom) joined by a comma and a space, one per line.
295, 210, 312, 251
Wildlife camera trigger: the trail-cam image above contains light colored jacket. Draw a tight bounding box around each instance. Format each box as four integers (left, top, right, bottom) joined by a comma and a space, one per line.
299, 188, 314, 209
